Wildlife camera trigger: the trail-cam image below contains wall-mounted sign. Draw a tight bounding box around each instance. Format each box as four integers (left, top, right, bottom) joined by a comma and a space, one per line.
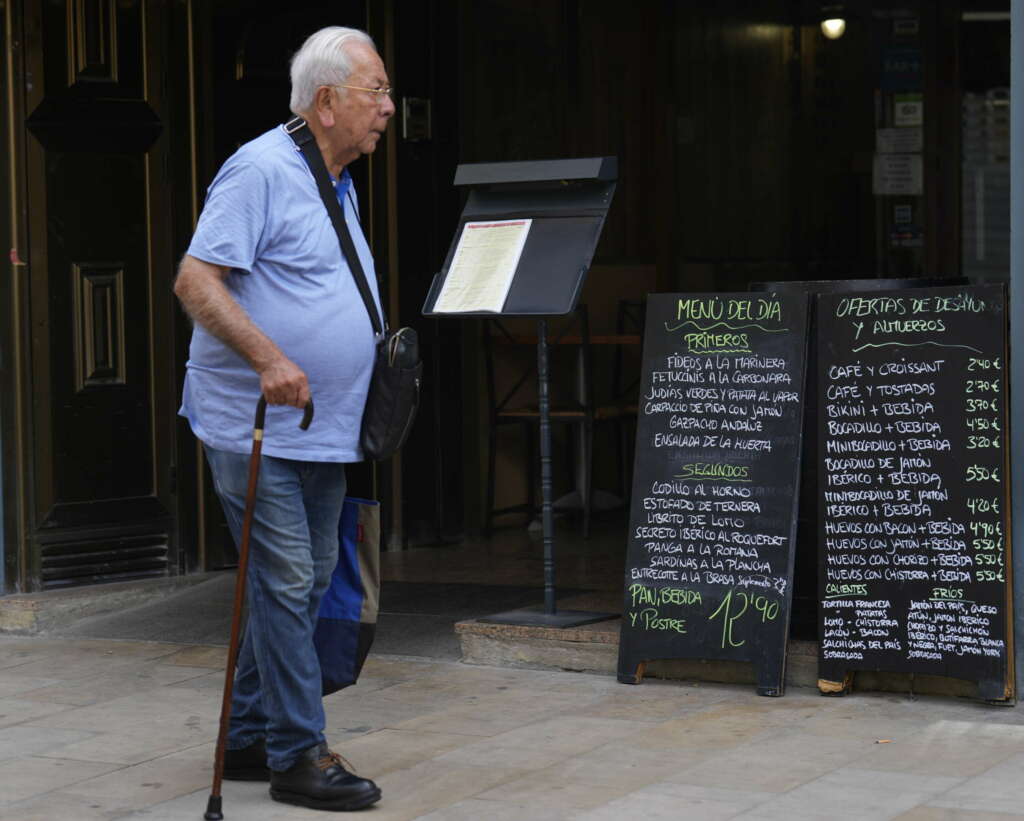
881, 47, 922, 91
892, 18, 919, 37
889, 227, 923, 248
873, 154, 923, 196
894, 204, 913, 225
877, 127, 923, 154
894, 93, 924, 127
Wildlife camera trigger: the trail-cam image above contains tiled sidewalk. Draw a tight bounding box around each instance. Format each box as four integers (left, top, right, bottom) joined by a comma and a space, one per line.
0, 635, 1022, 820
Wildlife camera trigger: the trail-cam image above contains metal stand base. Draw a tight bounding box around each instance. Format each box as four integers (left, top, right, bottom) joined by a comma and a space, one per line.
478, 609, 618, 628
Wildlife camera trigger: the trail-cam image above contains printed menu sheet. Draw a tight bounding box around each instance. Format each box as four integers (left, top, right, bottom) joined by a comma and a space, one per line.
433, 219, 532, 313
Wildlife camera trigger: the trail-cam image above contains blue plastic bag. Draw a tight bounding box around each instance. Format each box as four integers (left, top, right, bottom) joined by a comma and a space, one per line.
314, 497, 380, 695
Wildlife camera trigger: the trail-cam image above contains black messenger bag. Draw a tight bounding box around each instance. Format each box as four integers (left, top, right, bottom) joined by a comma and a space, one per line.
287, 118, 421, 461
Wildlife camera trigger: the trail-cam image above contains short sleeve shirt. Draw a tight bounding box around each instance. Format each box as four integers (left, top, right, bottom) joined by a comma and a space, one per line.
179, 125, 381, 462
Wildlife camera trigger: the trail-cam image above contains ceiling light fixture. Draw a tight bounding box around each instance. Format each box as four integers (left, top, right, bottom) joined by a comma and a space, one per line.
821, 17, 847, 39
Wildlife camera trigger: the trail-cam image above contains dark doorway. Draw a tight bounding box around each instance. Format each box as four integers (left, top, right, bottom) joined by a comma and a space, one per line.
180, 1, 380, 569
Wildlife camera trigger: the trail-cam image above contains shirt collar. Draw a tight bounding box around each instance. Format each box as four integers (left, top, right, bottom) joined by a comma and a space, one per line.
292, 133, 352, 205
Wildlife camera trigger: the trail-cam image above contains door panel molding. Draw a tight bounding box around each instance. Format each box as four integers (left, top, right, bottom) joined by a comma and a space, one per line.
72, 262, 127, 390
67, 0, 119, 85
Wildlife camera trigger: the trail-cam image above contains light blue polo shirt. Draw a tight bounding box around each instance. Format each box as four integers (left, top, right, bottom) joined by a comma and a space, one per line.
179, 125, 381, 462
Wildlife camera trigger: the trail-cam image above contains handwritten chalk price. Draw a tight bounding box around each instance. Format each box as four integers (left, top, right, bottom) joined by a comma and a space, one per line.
967, 435, 999, 449
965, 465, 999, 482
966, 497, 999, 514
966, 398, 998, 412
709, 589, 780, 649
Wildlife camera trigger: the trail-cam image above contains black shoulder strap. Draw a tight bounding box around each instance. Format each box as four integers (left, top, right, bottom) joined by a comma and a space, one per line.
284, 118, 385, 337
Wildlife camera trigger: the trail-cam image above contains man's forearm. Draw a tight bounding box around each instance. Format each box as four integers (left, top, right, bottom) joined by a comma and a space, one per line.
174, 255, 310, 406
174, 256, 283, 371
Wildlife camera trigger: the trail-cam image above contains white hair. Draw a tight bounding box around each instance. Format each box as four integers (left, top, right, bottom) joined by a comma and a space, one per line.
289, 27, 376, 115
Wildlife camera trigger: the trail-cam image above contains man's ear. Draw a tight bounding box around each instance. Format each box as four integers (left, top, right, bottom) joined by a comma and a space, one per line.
314, 86, 336, 128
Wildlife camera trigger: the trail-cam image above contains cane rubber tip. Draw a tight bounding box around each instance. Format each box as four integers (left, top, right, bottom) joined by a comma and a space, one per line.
204, 795, 224, 820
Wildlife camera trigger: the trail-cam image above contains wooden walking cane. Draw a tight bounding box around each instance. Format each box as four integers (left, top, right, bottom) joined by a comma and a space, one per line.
205, 396, 314, 821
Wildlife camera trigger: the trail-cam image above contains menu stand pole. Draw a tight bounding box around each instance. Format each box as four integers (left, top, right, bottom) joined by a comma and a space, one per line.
479, 317, 615, 629
538, 319, 556, 615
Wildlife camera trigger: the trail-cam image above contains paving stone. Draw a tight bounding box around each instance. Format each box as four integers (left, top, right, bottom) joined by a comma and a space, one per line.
110, 783, 334, 821
0, 755, 123, 805
0, 638, 69, 670
927, 753, 1024, 815
663, 726, 869, 793
476, 769, 635, 810
388, 690, 594, 737
0, 674, 62, 699
0, 790, 116, 820
369, 760, 529, 821
328, 728, 482, 777
737, 768, 966, 820
414, 797, 570, 821
160, 645, 226, 669
846, 723, 1020, 779
0, 697, 75, 729
324, 688, 462, 735
573, 782, 775, 820
30, 688, 220, 765
895, 808, 1024, 820
0, 639, 181, 671
435, 716, 653, 770
57, 741, 215, 814
0, 725, 96, 762
18, 664, 212, 707
39, 730, 210, 768
538, 740, 706, 792
615, 701, 785, 752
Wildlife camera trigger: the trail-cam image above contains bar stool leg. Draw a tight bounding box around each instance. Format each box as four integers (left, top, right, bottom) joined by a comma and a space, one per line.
582, 417, 593, 539
526, 421, 537, 519
485, 418, 498, 536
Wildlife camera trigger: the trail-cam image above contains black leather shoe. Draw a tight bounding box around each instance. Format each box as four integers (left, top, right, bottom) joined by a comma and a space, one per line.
270, 742, 381, 811
223, 739, 270, 782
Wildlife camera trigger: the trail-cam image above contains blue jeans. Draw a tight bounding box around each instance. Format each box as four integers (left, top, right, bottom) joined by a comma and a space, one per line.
205, 445, 346, 771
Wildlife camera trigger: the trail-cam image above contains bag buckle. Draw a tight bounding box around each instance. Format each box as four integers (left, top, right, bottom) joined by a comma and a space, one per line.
284, 116, 306, 134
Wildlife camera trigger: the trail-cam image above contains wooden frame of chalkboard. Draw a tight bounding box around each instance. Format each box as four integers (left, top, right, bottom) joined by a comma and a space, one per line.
816, 284, 1014, 701
617, 292, 810, 696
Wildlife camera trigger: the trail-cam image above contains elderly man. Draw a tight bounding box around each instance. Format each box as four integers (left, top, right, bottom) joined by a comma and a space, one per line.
174, 27, 394, 812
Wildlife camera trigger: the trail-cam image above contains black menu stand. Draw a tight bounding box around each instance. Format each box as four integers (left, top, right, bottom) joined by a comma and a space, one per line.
423, 157, 618, 628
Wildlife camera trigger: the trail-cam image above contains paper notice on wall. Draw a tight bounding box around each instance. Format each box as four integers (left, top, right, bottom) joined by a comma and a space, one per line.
433, 219, 532, 313
876, 127, 922, 154
893, 93, 923, 126
873, 154, 923, 196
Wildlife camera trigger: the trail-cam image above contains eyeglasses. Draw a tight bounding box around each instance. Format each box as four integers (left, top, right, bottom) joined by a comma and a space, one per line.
335, 84, 393, 100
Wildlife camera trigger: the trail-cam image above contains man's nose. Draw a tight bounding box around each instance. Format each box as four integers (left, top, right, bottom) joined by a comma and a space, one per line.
381, 94, 396, 119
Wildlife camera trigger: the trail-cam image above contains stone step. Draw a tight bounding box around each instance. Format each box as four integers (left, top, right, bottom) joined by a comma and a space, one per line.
0, 573, 222, 634
455, 616, 993, 700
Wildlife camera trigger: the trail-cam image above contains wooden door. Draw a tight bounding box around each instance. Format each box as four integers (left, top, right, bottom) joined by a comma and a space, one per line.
18, 0, 178, 589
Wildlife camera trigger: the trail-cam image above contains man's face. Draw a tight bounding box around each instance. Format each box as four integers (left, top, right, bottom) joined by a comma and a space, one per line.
328, 43, 395, 164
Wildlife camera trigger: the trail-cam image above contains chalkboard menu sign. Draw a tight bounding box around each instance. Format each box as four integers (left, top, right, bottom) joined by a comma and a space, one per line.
817, 284, 1012, 700
617, 292, 809, 696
